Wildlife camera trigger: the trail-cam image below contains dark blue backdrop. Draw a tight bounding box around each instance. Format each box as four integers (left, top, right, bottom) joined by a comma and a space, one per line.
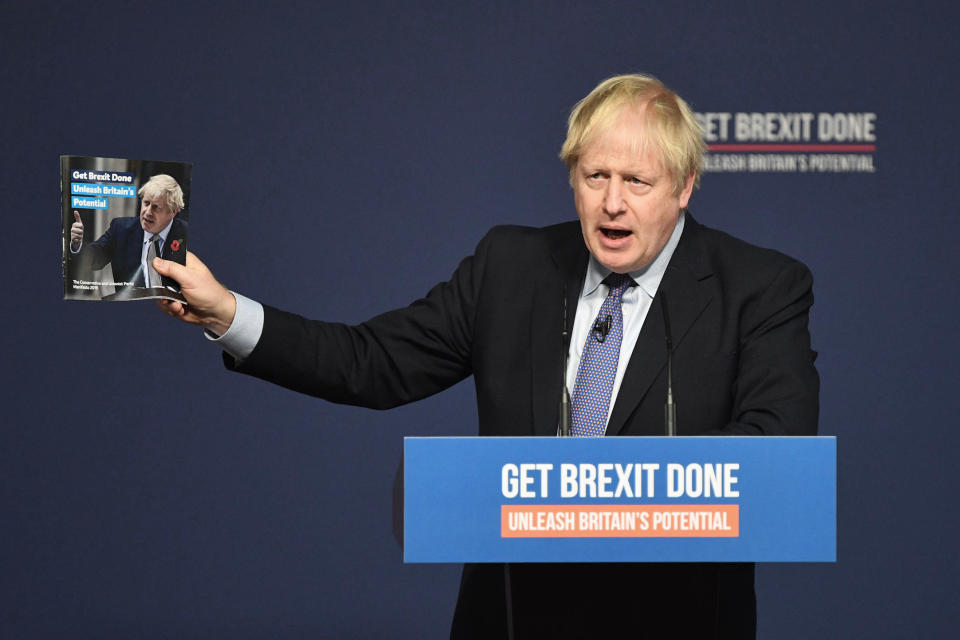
3, 1, 958, 637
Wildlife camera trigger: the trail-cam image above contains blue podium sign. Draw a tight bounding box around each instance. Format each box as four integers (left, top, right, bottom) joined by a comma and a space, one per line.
403, 436, 835, 563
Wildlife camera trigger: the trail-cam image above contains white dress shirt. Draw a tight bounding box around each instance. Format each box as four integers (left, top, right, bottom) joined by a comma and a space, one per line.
565, 212, 685, 423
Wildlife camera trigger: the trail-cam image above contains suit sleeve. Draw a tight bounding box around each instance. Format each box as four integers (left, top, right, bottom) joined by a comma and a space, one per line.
225, 232, 494, 409
80, 219, 121, 271
723, 259, 820, 435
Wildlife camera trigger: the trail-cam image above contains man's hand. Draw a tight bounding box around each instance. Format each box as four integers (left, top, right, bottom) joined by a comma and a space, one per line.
154, 251, 237, 336
70, 211, 83, 250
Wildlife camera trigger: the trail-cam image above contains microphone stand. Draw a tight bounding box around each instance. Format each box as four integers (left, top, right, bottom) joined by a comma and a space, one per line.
559, 293, 572, 436
660, 292, 677, 436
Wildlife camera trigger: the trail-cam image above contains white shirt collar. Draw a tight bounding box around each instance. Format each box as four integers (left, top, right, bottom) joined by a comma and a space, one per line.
144, 217, 176, 245
581, 211, 686, 299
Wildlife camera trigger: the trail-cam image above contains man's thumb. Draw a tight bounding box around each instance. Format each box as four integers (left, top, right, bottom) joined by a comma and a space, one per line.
153, 257, 188, 285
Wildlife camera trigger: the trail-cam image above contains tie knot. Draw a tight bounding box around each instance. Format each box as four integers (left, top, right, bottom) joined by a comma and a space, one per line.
603, 272, 634, 299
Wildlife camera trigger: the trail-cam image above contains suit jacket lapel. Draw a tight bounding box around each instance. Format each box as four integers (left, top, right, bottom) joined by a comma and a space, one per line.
160, 218, 183, 259
606, 214, 714, 436
530, 223, 588, 436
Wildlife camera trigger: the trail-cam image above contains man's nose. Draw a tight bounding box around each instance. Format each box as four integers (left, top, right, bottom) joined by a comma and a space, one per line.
603, 179, 625, 215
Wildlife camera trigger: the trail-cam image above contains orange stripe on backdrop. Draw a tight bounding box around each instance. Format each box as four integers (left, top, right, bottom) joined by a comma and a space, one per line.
500, 504, 739, 538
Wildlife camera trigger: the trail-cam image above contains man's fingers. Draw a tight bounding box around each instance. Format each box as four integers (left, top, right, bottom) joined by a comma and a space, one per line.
153, 251, 232, 330
157, 298, 180, 313
73, 210, 81, 224
157, 298, 178, 315
156, 298, 197, 324
70, 220, 83, 248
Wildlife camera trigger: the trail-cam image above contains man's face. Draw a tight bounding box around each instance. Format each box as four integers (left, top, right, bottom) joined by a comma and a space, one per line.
574, 105, 694, 274
140, 190, 176, 234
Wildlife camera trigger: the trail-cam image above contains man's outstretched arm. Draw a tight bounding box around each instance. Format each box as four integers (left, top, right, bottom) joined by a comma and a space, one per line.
150, 228, 493, 410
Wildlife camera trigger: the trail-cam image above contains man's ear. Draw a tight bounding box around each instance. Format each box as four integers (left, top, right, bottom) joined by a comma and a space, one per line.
678, 172, 696, 209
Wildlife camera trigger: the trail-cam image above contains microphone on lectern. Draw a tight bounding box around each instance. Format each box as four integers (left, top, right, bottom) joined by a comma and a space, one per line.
559, 292, 572, 437
660, 291, 677, 436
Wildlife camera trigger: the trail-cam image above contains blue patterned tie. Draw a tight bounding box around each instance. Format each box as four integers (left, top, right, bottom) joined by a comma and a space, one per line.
570, 273, 635, 437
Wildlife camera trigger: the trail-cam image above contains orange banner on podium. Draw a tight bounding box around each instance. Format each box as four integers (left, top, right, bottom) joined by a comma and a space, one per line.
500, 504, 739, 538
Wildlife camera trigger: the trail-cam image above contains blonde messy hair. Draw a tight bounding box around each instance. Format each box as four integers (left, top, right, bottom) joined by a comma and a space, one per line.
138, 174, 184, 213
560, 74, 705, 196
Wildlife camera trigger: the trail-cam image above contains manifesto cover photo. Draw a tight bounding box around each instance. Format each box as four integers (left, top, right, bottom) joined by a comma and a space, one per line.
61, 155, 193, 302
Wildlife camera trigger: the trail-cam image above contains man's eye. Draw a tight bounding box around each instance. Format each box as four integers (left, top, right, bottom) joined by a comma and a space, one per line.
629, 177, 647, 186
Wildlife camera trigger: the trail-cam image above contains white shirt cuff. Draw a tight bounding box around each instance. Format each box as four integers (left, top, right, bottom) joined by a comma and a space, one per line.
204, 292, 264, 362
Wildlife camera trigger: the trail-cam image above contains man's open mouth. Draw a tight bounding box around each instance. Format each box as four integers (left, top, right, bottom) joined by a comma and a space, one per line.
601, 228, 631, 239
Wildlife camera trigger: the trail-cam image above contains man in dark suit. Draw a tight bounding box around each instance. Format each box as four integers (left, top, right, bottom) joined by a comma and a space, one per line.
154, 74, 818, 638
70, 173, 187, 289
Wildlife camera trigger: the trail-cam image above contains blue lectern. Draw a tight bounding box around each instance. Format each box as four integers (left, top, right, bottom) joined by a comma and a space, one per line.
404, 436, 835, 563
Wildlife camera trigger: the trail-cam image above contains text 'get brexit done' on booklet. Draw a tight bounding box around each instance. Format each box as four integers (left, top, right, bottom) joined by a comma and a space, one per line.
61, 155, 193, 303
